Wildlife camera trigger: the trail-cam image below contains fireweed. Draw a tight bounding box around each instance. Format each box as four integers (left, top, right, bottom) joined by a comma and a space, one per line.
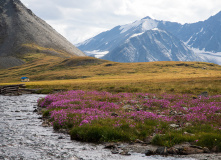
38, 90, 221, 146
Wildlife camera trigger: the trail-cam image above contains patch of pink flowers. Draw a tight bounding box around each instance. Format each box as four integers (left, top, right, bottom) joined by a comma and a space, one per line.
38, 90, 221, 128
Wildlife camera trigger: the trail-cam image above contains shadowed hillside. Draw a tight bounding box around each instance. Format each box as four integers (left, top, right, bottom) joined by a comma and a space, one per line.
0, 0, 85, 69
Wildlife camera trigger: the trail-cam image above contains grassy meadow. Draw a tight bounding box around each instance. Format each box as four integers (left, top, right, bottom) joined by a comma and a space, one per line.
0, 52, 220, 95
1, 52, 221, 150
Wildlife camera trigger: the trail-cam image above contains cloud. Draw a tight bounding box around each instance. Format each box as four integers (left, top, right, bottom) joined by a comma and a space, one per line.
20, 0, 221, 44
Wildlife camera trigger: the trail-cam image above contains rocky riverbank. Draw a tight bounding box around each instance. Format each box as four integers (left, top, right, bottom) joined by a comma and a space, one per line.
0, 84, 40, 96
1, 94, 199, 160
103, 142, 221, 159
37, 90, 221, 159
37, 101, 221, 159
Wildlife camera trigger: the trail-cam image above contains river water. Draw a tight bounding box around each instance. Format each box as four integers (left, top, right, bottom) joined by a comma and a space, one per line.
0, 94, 196, 160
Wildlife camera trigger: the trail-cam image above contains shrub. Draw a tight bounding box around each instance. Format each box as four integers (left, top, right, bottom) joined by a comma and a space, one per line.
197, 133, 221, 150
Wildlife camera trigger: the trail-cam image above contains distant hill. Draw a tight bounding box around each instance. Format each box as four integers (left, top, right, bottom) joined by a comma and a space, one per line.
0, 0, 85, 69
77, 12, 221, 65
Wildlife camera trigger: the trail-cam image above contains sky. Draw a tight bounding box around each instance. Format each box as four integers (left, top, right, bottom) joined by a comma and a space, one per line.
20, 0, 221, 45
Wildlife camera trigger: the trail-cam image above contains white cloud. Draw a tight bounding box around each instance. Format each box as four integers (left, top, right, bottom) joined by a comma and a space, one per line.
20, 0, 221, 44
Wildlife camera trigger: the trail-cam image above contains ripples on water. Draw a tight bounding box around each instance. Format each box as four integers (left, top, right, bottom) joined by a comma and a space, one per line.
0, 94, 195, 160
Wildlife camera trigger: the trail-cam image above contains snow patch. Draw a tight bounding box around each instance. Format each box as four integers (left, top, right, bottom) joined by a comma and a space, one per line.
200, 28, 204, 32
185, 28, 204, 45
141, 19, 158, 31
185, 36, 193, 44
126, 32, 145, 43
84, 50, 109, 58
120, 18, 158, 33
152, 28, 159, 31
130, 32, 145, 38
154, 38, 172, 60
151, 28, 167, 34
191, 48, 221, 65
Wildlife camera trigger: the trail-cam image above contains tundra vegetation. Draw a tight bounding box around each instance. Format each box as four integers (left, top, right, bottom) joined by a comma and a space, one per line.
0, 53, 220, 95
38, 90, 221, 150
0, 54, 221, 150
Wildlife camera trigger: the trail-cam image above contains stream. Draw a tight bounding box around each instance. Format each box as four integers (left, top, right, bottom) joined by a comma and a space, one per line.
0, 94, 197, 160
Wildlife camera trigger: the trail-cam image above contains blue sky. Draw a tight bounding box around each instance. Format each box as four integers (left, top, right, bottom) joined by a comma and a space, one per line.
20, 0, 221, 44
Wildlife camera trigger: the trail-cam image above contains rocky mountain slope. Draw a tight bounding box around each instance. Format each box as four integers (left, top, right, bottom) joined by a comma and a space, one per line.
78, 12, 221, 64
102, 28, 200, 62
158, 11, 221, 53
0, 0, 85, 69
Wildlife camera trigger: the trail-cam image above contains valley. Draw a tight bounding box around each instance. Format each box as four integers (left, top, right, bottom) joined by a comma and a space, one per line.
0, 56, 220, 95
1, 0, 221, 159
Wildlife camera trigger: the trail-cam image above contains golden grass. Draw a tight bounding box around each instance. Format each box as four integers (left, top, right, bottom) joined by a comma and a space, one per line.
21, 43, 74, 59
0, 55, 220, 95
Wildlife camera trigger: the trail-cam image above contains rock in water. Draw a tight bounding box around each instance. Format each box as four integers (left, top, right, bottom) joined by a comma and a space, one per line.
145, 149, 153, 156
0, 0, 86, 69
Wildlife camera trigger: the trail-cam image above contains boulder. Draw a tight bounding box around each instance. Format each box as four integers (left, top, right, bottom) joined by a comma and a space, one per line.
185, 123, 192, 127
122, 105, 134, 112
178, 146, 204, 155
203, 147, 210, 153
120, 151, 131, 156
183, 131, 195, 136
169, 124, 180, 128
145, 149, 154, 156
169, 110, 177, 115
198, 91, 209, 98
211, 146, 220, 152
144, 136, 153, 144
155, 147, 168, 155
167, 147, 179, 154
111, 112, 118, 117
111, 149, 119, 154
104, 143, 117, 149
135, 139, 144, 143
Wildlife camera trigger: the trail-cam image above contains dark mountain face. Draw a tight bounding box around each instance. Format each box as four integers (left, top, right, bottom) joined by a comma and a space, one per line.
77, 11, 221, 64
77, 26, 123, 52
77, 17, 160, 54
77, 16, 202, 63
186, 12, 221, 52
0, 0, 85, 69
160, 11, 221, 52
102, 29, 201, 62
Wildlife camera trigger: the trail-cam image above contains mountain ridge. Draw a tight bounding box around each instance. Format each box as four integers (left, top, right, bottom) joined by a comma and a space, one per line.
78, 11, 221, 64
0, 0, 86, 69
102, 29, 201, 62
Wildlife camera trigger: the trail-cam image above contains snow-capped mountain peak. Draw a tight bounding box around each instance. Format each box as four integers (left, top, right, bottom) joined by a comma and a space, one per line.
120, 17, 158, 33
77, 11, 221, 65
141, 16, 152, 20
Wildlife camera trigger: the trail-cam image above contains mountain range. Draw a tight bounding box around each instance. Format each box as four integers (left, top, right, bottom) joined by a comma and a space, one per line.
77, 12, 221, 65
0, 0, 85, 69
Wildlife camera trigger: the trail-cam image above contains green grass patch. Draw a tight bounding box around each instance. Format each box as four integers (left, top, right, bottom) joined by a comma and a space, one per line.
70, 125, 131, 142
